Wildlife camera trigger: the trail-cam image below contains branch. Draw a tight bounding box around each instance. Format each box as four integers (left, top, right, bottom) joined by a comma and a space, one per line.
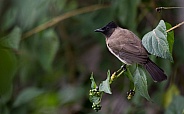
166, 21, 184, 32
156, 7, 184, 11
22, 4, 110, 39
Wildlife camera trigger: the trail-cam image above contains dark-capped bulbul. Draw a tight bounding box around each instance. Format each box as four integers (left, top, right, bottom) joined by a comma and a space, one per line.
94, 21, 167, 82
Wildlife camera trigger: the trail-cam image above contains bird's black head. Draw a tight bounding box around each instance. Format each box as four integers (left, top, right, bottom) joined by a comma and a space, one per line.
94, 21, 118, 37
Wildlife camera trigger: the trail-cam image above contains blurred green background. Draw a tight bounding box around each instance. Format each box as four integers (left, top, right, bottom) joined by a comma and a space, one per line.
0, 0, 184, 114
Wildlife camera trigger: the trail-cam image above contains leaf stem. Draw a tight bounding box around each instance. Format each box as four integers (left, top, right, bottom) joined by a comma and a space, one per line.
126, 68, 134, 82
166, 21, 184, 32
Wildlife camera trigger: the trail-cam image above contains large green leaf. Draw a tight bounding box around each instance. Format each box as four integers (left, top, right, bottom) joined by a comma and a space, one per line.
113, 0, 140, 30
142, 20, 173, 61
134, 66, 152, 101
99, 70, 112, 94
0, 49, 17, 104
12, 0, 51, 30
0, 27, 21, 50
37, 29, 59, 71
13, 87, 44, 107
0, 27, 20, 104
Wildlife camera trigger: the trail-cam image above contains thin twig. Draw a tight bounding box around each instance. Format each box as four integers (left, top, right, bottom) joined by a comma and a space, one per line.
156, 7, 184, 12
22, 4, 110, 39
166, 21, 184, 32
157, 7, 184, 10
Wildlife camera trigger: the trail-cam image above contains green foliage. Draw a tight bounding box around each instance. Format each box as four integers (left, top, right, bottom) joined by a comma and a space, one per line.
12, 0, 51, 30
0, 49, 17, 104
90, 73, 97, 89
13, 87, 44, 107
163, 84, 180, 108
165, 95, 184, 114
142, 20, 173, 61
133, 66, 152, 101
89, 74, 103, 112
113, 0, 141, 30
89, 70, 112, 111
89, 68, 126, 111
31, 92, 60, 114
89, 18, 177, 111
0, 27, 21, 50
59, 86, 85, 105
99, 70, 112, 94
165, 22, 174, 55
0, 0, 183, 114
37, 29, 59, 71
0, 27, 20, 104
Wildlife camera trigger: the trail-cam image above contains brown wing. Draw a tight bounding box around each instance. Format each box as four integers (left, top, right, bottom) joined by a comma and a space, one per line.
107, 28, 148, 64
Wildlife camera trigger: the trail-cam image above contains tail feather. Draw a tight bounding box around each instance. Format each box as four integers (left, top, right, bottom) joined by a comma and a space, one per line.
143, 58, 167, 82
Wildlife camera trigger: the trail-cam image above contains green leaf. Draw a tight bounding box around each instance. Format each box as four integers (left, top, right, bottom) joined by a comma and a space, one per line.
99, 70, 112, 94
59, 86, 85, 105
90, 73, 97, 89
134, 66, 152, 101
37, 29, 59, 71
142, 20, 173, 61
165, 22, 174, 55
89, 96, 101, 104
34, 93, 59, 107
13, 87, 44, 107
55, 0, 66, 11
165, 95, 184, 114
0, 27, 21, 50
1, 8, 18, 30
12, 0, 51, 30
0, 28, 19, 102
126, 67, 134, 82
0, 49, 17, 104
113, 0, 140, 30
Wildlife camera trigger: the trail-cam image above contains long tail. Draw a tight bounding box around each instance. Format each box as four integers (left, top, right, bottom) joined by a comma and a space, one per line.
143, 58, 167, 82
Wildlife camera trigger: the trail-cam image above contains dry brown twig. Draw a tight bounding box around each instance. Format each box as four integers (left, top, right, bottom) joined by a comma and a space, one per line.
22, 4, 110, 39
166, 21, 184, 33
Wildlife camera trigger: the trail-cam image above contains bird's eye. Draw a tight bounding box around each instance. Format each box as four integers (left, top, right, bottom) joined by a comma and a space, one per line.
106, 27, 110, 30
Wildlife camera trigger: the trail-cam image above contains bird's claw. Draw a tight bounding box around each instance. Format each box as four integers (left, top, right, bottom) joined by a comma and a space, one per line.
121, 64, 127, 71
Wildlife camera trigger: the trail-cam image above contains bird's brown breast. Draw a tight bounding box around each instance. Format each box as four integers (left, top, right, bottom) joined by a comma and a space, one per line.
106, 27, 148, 65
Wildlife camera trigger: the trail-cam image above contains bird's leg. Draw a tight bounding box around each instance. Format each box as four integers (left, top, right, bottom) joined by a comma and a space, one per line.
114, 64, 127, 76
121, 64, 127, 71
110, 64, 127, 84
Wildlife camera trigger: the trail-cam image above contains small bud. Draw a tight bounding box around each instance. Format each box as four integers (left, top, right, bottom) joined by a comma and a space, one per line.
127, 94, 132, 100
127, 89, 135, 100
110, 73, 116, 81
96, 86, 99, 91
89, 92, 93, 96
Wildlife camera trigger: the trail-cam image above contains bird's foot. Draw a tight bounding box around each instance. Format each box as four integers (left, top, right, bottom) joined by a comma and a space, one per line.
121, 64, 127, 71
115, 64, 127, 75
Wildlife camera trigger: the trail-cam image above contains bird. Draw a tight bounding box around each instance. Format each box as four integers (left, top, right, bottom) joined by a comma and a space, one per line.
94, 21, 167, 82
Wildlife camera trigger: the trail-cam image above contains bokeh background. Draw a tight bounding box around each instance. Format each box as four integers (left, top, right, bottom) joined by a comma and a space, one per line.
0, 0, 184, 114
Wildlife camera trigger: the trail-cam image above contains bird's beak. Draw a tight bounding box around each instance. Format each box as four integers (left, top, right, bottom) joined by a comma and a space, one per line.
94, 28, 104, 32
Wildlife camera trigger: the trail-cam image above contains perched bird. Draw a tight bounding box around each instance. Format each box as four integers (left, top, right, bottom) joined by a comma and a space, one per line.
94, 21, 167, 82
